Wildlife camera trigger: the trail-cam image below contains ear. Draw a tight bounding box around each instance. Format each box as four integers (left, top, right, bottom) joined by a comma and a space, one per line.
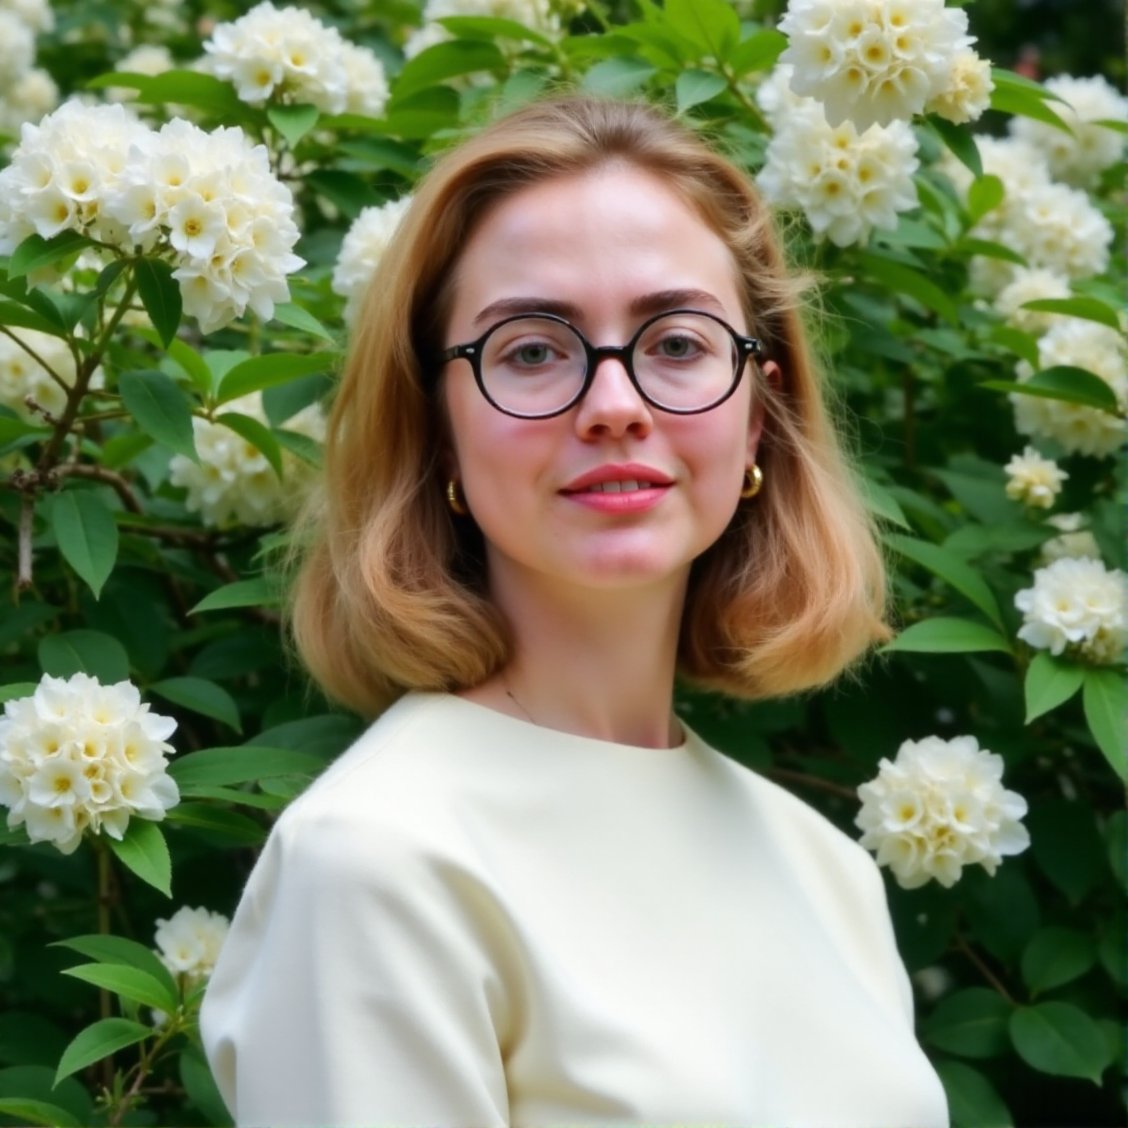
747, 359, 782, 462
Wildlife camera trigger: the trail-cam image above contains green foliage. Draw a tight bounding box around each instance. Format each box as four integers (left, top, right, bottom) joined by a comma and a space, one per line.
0, 1, 1124, 1125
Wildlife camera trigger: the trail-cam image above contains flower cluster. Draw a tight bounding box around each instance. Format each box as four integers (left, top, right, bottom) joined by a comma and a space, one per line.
757, 69, 919, 247
0, 102, 305, 333
0, 674, 179, 855
1003, 446, 1067, 509
405, 0, 560, 58
201, 2, 390, 117
778, 0, 988, 131
1011, 75, 1128, 188
1015, 557, 1128, 665
992, 267, 1071, 337
939, 134, 1114, 297
332, 196, 412, 326
856, 734, 1030, 889
1010, 320, 1128, 459
154, 905, 230, 984
169, 392, 325, 528
0, 0, 57, 141
0, 327, 79, 422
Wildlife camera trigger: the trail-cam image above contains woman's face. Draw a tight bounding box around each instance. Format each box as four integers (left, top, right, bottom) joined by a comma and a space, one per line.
441, 163, 766, 606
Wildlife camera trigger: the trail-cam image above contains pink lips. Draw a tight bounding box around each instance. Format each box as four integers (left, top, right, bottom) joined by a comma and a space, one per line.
560, 463, 673, 513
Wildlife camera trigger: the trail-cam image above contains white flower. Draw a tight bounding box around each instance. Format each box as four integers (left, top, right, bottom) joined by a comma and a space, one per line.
0, 328, 79, 421
0, 67, 57, 139
1011, 75, 1128, 188
0, 674, 179, 855
856, 734, 1030, 889
925, 48, 993, 124
755, 62, 809, 126
1003, 446, 1067, 509
154, 905, 230, 983
756, 81, 919, 247
0, 0, 53, 33
405, 0, 559, 58
1010, 320, 1127, 458
201, 2, 389, 118
1015, 557, 1128, 665
1041, 512, 1101, 563
0, 100, 150, 259
169, 392, 325, 528
0, 11, 34, 88
108, 118, 305, 333
778, 0, 976, 131
331, 196, 412, 325
993, 267, 1072, 336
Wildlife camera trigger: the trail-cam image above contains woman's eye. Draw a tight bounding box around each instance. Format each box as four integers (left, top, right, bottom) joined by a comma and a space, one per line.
515, 342, 552, 365
656, 334, 702, 359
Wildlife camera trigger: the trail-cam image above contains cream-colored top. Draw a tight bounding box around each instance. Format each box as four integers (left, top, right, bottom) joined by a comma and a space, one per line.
201, 692, 949, 1127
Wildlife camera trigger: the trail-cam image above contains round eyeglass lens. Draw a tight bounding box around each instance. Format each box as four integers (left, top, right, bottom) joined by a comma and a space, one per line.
632, 312, 739, 411
480, 317, 587, 416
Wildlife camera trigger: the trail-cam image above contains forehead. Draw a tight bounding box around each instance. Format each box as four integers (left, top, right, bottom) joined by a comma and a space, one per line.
446, 164, 743, 331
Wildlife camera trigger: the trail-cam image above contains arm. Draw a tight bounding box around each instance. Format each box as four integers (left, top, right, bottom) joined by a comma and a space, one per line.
200, 799, 514, 1127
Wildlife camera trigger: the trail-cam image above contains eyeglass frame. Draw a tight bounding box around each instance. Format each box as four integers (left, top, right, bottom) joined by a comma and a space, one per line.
439, 307, 764, 420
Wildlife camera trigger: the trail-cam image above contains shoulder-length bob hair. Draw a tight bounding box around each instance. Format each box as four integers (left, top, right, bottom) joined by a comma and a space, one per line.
289, 94, 888, 717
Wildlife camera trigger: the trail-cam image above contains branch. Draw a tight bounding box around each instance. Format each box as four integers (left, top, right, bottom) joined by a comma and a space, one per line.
767, 764, 859, 801
954, 930, 1018, 1005
0, 323, 70, 393
17, 495, 34, 590
55, 463, 142, 513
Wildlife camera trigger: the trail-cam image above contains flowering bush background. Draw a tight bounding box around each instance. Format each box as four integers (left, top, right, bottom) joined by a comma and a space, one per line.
0, 0, 1123, 1125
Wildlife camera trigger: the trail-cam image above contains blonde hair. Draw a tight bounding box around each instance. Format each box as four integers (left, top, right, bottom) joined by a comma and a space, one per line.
289, 95, 888, 717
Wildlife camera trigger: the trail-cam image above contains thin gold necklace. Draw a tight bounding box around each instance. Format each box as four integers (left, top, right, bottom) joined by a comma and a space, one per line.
503, 676, 537, 725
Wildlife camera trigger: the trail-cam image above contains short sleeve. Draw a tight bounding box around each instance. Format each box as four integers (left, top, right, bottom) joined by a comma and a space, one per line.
200, 797, 515, 1127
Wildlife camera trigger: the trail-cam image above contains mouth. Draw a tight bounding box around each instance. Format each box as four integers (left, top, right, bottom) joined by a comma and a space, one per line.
574, 479, 657, 494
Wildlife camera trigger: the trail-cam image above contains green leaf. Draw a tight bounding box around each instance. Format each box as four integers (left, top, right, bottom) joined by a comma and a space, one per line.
1082, 669, 1128, 781
934, 1060, 1013, 1128
271, 301, 337, 343
51, 935, 177, 999
987, 325, 1039, 367
168, 745, 323, 790
0, 299, 68, 336
1021, 927, 1097, 996
1009, 1002, 1109, 1084
38, 630, 130, 683
149, 676, 241, 732
118, 370, 197, 461
675, 69, 728, 113
216, 411, 283, 479
727, 29, 787, 77
50, 490, 119, 600
966, 174, 1004, 225
954, 237, 1028, 266
54, 1018, 153, 1085
924, 988, 1012, 1059
886, 535, 1004, 629
7, 231, 90, 280
62, 963, 178, 1015
393, 39, 506, 101
273, 427, 321, 467
1024, 652, 1085, 723
883, 617, 1012, 655
190, 576, 282, 614
133, 258, 182, 347
858, 254, 959, 324
581, 56, 658, 97
0, 1098, 81, 1127
990, 69, 1071, 133
980, 365, 1122, 414
926, 115, 982, 176
1026, 799, 1107, 906
97, 69, 252, 121
180, 1044, 231, 1125
217, 351, 334, 404
165, 802, 266, 845
267, 103, 320, 147
0, 682, 38, 704
1019, 296, 1123, 332
663, 0, 741, 60
859, 478, 909, 528
107, 819, 172, 897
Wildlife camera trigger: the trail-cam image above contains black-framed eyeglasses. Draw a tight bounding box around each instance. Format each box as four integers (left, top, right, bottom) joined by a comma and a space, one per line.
440, 308, 762, 419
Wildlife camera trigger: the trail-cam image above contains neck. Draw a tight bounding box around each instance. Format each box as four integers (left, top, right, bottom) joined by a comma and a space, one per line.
463, 572, 688, 749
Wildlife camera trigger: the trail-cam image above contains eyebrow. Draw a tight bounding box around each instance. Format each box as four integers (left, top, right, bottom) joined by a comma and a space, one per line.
472, 288, 728, 328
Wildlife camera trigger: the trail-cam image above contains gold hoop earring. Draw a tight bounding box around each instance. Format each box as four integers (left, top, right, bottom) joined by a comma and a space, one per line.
446, 479, 469, 516
740, 464, 763, 500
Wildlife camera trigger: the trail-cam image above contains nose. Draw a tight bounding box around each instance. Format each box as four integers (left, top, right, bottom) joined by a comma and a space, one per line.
573, 354, 653, 439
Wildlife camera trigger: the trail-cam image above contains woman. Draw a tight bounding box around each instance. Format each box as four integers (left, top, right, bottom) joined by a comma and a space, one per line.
201, 96, 949, 1127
